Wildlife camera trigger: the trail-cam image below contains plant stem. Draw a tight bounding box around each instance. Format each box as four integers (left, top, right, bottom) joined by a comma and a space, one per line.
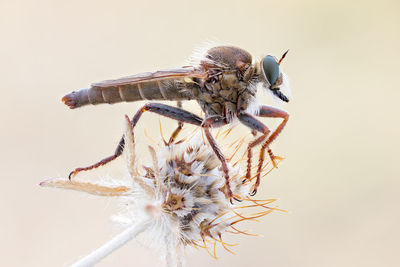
71, 220, 150, 267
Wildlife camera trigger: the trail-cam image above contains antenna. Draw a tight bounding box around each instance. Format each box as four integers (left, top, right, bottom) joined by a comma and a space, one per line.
278, 50, 289, 65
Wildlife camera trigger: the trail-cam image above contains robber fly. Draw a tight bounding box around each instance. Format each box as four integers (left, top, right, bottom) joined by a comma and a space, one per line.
63, 45, 290, 200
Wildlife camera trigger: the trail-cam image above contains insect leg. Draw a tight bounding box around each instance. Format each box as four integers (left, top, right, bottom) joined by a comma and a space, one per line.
252, 105, 289, 195
201, 116, 237, 202
168, 101, 184, 145
257, 105, 289, 164
69, 103, 203, 179
237, 112, 270, 195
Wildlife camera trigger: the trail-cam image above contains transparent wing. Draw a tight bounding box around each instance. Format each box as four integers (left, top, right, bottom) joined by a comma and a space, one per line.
92, 66, 206, 87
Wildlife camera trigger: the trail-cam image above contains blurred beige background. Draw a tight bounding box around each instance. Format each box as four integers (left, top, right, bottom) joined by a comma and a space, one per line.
1, 0, 399, 266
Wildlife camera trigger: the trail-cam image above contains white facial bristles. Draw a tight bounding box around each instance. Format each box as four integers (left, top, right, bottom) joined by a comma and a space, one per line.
280, 71, 292, 100
41, 115, 283, 264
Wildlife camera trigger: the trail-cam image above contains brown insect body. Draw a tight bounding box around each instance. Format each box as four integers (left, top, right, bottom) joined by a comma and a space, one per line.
63, 68, 198, 108
192, 46, 258, 120
63, 46, 261, 123
63, 45, 290, 200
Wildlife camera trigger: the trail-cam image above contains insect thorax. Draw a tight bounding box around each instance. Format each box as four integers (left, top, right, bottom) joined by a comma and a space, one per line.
191, 70, 256, 119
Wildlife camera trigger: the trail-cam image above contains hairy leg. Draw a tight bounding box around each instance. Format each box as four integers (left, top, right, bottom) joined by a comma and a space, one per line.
201, 116, 237, 201
254, 106, 289, 194
238, 112, 270, 195
168, 101, 184, 145
69, 103, 203, 179
238, 106, 289, 195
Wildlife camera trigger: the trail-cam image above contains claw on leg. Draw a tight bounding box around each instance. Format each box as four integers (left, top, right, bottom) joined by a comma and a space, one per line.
250, 145, 284, 195
68, 153, 121, 180
250, 184, 258, 196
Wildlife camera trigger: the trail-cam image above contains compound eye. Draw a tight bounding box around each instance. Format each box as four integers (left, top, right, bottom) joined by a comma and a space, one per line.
262, 55, 280, 86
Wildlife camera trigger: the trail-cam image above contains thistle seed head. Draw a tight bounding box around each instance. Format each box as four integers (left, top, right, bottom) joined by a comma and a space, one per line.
41, 115, 283, 260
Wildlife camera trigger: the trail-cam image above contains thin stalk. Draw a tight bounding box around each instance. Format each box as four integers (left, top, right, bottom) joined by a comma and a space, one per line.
71, 220, 151, 267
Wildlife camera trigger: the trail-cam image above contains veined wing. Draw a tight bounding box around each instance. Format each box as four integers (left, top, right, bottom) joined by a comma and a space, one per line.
92, 66, 205, 87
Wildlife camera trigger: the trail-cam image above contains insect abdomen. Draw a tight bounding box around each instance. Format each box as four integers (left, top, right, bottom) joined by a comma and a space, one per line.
62, 79, 193, 109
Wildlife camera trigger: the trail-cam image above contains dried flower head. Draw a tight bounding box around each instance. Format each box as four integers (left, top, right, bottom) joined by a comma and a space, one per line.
41, 115, 283, 266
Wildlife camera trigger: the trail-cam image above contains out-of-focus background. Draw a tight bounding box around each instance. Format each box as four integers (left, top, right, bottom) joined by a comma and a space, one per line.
1, 0, 399, 266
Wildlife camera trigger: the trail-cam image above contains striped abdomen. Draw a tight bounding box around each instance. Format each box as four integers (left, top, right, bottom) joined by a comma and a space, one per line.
62, 68, 201, 109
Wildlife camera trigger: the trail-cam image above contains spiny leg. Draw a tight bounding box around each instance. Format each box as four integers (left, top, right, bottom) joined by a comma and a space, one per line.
168, 122, 183, 145
237, 112, 270, 195
69, 103, 203, 179
68, 141, 125, 180
253, 105, 289, 194
167, 101, 184, 145
201, 116, 237, 201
